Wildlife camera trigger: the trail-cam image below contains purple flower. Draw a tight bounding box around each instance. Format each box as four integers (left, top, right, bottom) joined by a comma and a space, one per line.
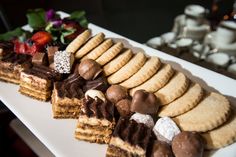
46, 9, 56, 21
52, 20, 63, 27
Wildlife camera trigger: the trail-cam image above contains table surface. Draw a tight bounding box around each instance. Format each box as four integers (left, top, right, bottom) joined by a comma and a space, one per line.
1, 13, 236, 157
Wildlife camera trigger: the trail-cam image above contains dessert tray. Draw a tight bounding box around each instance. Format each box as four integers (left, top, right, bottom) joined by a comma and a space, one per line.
0, 12, 236, 157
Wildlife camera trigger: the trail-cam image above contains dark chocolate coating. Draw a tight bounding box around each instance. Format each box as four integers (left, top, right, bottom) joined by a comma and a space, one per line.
82, 96, 114, 122
23, 65, 61, 81
130, 90, 159, 114
55, 73, 84, 99
0, 41, 13, 57
2, 52, 32, 65
151, 141, 174, 157
106, 85, 128, 104
172, 131, 204, 157
113, 118, 152, 150
78, 59, 103, 80
83, 76, 109, 92
115, 99, 132, 117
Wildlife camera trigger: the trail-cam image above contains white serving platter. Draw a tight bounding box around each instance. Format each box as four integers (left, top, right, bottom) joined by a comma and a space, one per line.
0, 12, 236, 157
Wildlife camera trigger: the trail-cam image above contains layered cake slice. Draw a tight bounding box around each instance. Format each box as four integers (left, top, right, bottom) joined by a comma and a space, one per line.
0, 52, 32, 84
52, 72, 85, 118
75, 96, 115, 144
19, 65, 61, 101
106, 118, 153, 157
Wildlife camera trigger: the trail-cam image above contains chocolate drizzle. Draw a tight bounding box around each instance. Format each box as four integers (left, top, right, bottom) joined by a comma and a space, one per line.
55, 73, 84, 99
113, 118, 152, 149
83, 96, 114, 122
83, 76, 109, 92
23, 65, 61, 80
1, 52, 32, 65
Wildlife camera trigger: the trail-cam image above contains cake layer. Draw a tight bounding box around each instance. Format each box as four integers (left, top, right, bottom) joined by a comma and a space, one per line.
52, 105, 80, 119
106, 145, 144, 157
0, 73, 20, 84
53, 104, 80, 113
75, 123, 113, 135
78, 115, 115, 127
19, 86, 51, 101
75, 132, 111, 144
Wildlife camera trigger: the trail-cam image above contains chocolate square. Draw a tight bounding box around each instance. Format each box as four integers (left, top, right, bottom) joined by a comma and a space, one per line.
32, 52, 48, 66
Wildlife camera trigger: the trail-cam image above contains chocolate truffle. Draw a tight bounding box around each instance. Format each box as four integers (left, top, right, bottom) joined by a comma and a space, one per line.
47, 45, 59, 63
151, 141, 174, 157
78, 59, 103, 80
172, 131, 204, 157
106, 85, 128, 104
116, 99, 132, 117
130, 90, 159, 114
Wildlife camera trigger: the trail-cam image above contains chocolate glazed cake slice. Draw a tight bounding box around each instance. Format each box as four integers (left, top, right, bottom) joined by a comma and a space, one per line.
75, 96, 115, 144
106, 118, 153, 157
0, 52, 32, 84
52, 73, 85, 118
0, 41, 13, 59
19, 65, 61, 101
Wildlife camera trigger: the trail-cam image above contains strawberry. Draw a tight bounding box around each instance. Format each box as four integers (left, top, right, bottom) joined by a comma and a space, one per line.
31, 31, 52, 46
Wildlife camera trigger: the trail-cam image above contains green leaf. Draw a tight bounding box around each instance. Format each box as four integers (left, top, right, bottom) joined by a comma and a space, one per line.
0, 27, 24, 41
69, 11, 86, 20
26, 8, 46, 30
68, 10, 88, 28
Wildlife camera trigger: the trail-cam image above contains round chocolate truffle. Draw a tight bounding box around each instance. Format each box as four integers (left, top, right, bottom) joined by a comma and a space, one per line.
106, 85, 128, 104
172, 131, 204, 157
78, 59, 103, 80
151, 141, 174, 157
116, 99, 132, 117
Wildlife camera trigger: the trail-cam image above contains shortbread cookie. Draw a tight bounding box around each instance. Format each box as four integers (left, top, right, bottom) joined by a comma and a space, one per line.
107, 52, 146, 84
96, 42, 123, 65
66, 30, 91, 53
201, 108, 236, 149
154, 72, 189, 105
75, 32, 105, 58
174, 92, 231, 132
120, 56, 161, 89
103, 49, 133, 76
159, 83, 204, 117
129, 64, 174, 96
82, 39, 113, 61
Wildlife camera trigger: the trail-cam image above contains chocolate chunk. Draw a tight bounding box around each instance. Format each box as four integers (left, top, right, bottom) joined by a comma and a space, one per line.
56, 73, 84, 99
172, 131, 204, 157
106, 85, 128, 104
78, 59, 103, 80
131, 90, 159, 114
151, 141, 174, 157
116, 99, 132, 117
113, 118, 152, 150
32, 52, 48, 66
83, 96, 114, 122
83, 76, 109, 92
47, 45, 59, 63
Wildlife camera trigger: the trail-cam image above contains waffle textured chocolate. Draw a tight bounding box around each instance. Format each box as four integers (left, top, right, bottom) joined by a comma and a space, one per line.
19, 65, 61, 101
106, 118, 153, 157
75, 96, 115, 144
52, 73, 85, 118
0, 52, 32, 84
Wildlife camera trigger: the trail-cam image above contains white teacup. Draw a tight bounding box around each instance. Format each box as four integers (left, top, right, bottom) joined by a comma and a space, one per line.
216, 21, 236, 45
227, 63, 236, 75
184, 4, 206, 26
206, 52, 230, 67
146, 37, 164, 49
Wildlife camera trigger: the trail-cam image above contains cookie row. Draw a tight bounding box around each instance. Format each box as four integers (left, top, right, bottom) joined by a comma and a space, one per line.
65, 30, 235, 150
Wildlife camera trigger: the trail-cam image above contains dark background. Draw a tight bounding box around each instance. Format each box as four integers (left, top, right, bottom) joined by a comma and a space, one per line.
0, 0, 234, 43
